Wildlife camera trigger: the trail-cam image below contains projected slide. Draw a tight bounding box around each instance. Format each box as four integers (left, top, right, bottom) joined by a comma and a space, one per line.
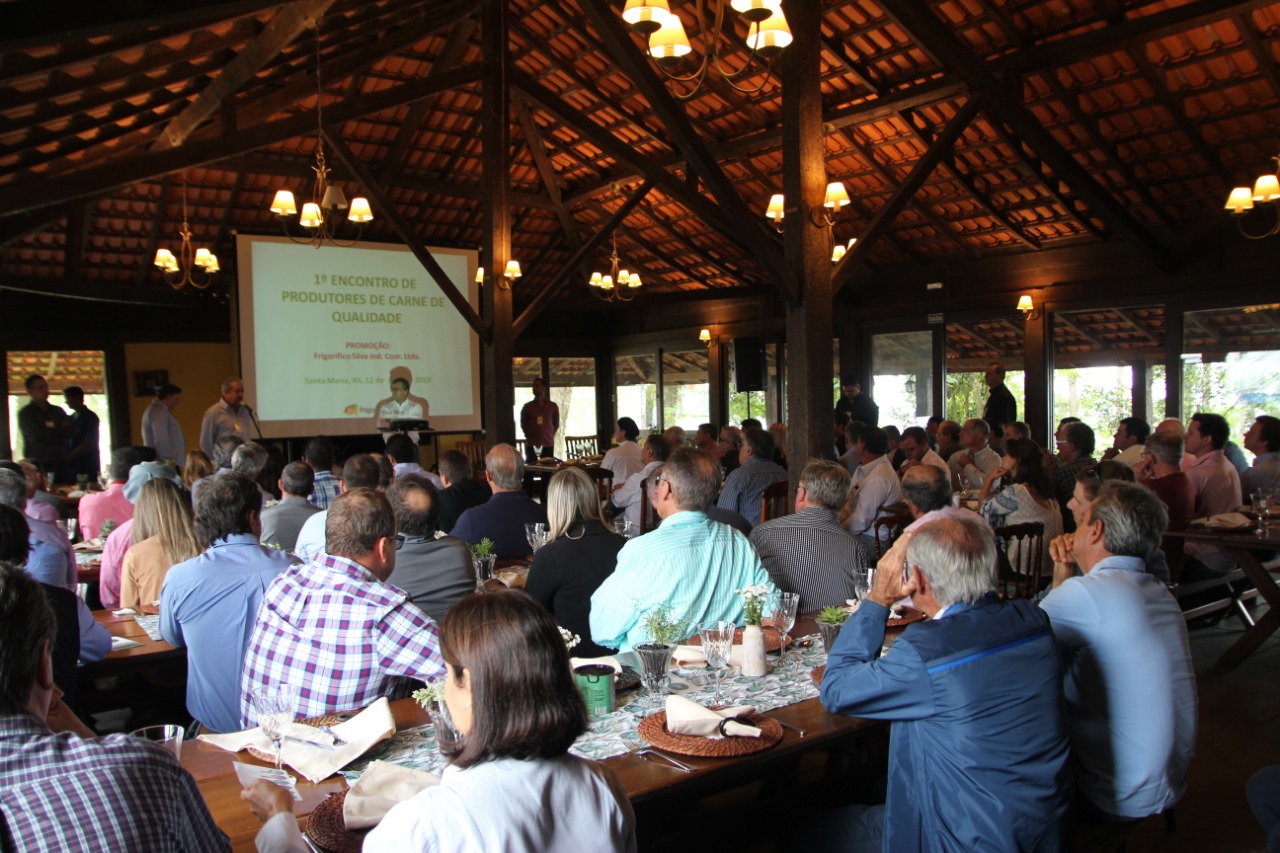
236, 235, 481, 438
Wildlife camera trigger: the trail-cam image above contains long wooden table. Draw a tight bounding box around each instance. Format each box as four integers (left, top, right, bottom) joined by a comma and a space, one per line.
1165, 526, 1280, 670
79, 609, 184, 681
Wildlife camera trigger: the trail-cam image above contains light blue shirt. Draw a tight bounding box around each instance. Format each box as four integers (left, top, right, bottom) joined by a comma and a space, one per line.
1040, 554, 1197, 818
25, 536, 68, 588
159, 534, 298, 733
589, 510, 768, 652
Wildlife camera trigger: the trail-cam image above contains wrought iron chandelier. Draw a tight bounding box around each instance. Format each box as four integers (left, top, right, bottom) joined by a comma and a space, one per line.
153, 177, 217, 290
588, 233, 642, 302
1224, 146, 1280, 239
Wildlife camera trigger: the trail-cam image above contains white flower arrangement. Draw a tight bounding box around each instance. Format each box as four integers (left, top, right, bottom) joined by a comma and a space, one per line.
411, 680, 446, 709
559, 626, 581, 651
736, 584, 775, 626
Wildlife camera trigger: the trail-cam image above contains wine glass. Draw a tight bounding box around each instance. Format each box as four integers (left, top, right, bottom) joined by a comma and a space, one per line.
770, 592, 800, 671
251, 684, 299, 770
1252, 490, 1272, 536
700, 621, 735, 705
852, 565, 872, 604
524, 522, 540, 551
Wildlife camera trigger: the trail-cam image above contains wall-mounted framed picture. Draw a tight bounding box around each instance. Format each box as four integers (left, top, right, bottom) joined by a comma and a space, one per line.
133, 369, 169, 397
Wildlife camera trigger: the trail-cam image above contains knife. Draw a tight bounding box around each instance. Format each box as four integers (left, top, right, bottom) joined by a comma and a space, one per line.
284, 734, 336, 750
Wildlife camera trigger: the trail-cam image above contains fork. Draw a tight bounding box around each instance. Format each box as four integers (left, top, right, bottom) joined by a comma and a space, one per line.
318, 724, 348, 746
635, 747, 694, 773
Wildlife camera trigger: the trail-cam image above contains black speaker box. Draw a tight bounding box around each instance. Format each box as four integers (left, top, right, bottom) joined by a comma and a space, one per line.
732, 337, 767, 392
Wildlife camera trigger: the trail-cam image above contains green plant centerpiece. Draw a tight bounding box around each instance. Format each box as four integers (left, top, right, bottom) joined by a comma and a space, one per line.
817, 605, 850, 652
634, 604, 685, 704
411, 680, 446, 711
638, 603, 685, 647
469, 538, 495, 559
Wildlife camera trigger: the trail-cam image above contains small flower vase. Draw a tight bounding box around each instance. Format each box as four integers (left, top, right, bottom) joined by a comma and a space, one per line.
741, 623, 768, 677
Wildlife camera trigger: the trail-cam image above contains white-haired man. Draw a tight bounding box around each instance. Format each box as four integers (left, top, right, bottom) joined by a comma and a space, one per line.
947, 418, 1001, 491
451, 444, 547, 559
199, 376, 252, 458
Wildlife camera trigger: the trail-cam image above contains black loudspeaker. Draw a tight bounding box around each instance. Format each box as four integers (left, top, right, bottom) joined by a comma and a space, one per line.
732, 337, 767, 392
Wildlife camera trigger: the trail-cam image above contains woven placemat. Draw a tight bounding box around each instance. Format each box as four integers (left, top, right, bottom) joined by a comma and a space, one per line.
686, 626, 785, 652
615, 666, 641, 692
245, 714, 342, 763
637, 710, 783, 758
305, 791, 368, 853
810, 665, 825, 686
887, 608, 927, 628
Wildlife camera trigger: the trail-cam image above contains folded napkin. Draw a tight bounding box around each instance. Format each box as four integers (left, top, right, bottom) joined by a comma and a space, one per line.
73, 539, 104, 551
199, 696, 396, 783
670, 645, 744, 668
1193, 512, 1252, 529
665, 695, 761, 739
343, 760, 441, 829
569, 655, 622, 674
110, 636, 142, 651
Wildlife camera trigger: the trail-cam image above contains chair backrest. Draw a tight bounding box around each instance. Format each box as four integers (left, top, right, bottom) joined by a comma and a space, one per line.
514, 438, 528, 459
872, 510, 915, 561
565, 435, 598, 459
456, 440, 488, 481
995, 521, 1046, 599
581, 465, 615, 502
760, 479, 790, 522
639, 475, 659, 534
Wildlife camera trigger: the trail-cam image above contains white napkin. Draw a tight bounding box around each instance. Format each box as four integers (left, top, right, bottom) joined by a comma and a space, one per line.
199, 697, 396, 783
1192, 512, 1252, 529
665, 695, 761, 739
342, 760, 441, 829
671, 645, 744, 668
569, 655, 622, 674
110, 636, 142, 651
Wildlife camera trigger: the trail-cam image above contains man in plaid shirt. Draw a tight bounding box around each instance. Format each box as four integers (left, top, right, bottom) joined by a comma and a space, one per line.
0, 561, 228, 851
240, 488, 445, 726
303, 437, 342, 510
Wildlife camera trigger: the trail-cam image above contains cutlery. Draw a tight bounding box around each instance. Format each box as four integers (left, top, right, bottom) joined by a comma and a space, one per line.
776, 720, 807, 737
318, 724, 348, 746
636, 748, 694, 773
284, 734, 336, 750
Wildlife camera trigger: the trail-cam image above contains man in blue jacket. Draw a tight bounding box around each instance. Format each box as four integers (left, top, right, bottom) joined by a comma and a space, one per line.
819, 515, 1071, 851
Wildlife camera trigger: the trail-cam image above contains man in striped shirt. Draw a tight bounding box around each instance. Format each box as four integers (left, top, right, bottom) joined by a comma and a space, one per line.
590, 448, 769, 652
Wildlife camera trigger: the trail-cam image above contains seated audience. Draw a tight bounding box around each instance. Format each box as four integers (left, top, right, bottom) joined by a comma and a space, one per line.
896, 426, 947, 476
978, 438, 1064, 570
1102, 416, 1150, 467
610, 434, 669, 531
1183, 412, 1243, 577
183, 448, 215, 492
934, 419, 962, 461
191, 435, 242, 499
817, 516, 1070, 850
527, 467, 625, 658
240, 489, 445, 725
601, 417, 645, 482
1042, 481, 1196, 819
1052, 421, 1097, 531
160, 473, 297, 733
435, 449, 491, 534
717, 427, 789, 526
19, 461, 64, 523
385, 432, 443, 488
452, 444, 547, 560
883, 425, 906, 470
1061, 460, 1170, 585
0, 561, 228, 850
750, 460, 868, 610
303, 437, 342, 509
1241, 414, 1280, 496
98, 460, 185, 609
947, 418, 1002, 491
833, 411, 850, 457
259, 461, 321, 552
0, 468, 74, 590
718, 425, 743, 476
663, 425, 687, 448
79, 449, 140, 545
1002, 420, 1032, 445
119, 478, 200, 609
293, 453, 383, 564
694, 422, 718, 453
838, 425, 905, 552
246, 591, 635, 851
590, 448, 768, 652
1137, 430, 1195, 581
385, 474, 474, 625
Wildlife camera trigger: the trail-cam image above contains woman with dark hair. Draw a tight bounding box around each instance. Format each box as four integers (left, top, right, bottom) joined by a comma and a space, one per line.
978, 437, 1063, 567
526, 467, 624, 658
245, 590, 636, 851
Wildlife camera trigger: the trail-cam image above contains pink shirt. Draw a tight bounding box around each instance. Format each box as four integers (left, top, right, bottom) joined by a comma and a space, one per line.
99, 518, 135, 610
1183, 449, 1241, 518
77, 482, 134, 541
25, 501, 59, 524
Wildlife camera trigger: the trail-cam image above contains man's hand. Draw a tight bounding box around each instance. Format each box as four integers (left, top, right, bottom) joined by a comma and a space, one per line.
241, 780, 295, 824
1101, 447, 1119, 461
866, 534, 918, 607
1049, 532, 1077, 588
45, 686, 95, 737
952, 452, 973, 469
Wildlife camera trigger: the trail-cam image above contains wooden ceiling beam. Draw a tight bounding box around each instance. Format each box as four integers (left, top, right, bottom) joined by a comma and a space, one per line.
834, 94, 983, 294
0, 62, 483, 218
820, 34, 883, 96
63, 205, 89, 283
514, 93, 580, 255
1127, 50, 1234, 189
211, 171, 246, 258
0, 274, 217, 307
0, 0, 280, 51
1235, 13, 1280, 106
574, 2, 798, 306
1055, 314, 1108, 349
639, 198, 743, 284
513, 179, 654, 338
1111, 308, 1163, 346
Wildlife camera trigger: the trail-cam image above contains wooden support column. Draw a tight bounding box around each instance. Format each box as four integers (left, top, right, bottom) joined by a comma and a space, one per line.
708, 339, 726, 432
781, 0, 833, 472
1131, 359, 1150, 421
1023, 306, 1052, 446
932, 322, 947, 420
0, 347, 10, 459
1164, 304, 1184, 419
480, 0, 515, 444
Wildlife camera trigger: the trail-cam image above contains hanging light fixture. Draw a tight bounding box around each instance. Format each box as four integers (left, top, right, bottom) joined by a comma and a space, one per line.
765, 182, 851, 233
831, 237, 856, 263
268, 18, 372, 247
154, 176, 218, 290
588, 233, 642, 302
1225, 145, 1280, 239
621, 0, 791, 100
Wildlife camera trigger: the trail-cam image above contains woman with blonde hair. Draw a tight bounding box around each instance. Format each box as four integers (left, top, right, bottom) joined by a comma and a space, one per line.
119, 478, 200, 609
526, 466, 625, 657
182, 449, 214, 492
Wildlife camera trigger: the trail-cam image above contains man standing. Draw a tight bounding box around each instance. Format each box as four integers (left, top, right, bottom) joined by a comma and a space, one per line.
434, 450, 491, 534
896, 426, 948, 476
1053, 420, 1097, 532
160, 473, 298, 733
840, 425, 905, 552
750, 460, 867, 610
982, 362, 1017, 430
60, 386, 100, 482
834, 377, 879, 427
452, 444, 547, 559
602, 417, 645, 482
590, 448, 769, 652
373, 374, 428, 427
611, 435, 669, 531
1102, 417, 1150, 467
818, 516, 1070, 850
260, 462, 321, 552
1241, 415, 1280, 496
520, 377, 560, 462
142, 382, 185, 465
0, 562, 230, 850
240, 488, 446, 724
199, 376, 252, 458
77, 447, 141, 540
303, 437, 342, 510
17, 374, 72, 483
1041, 481, 1196, 820
385, 475, 474, 624
717, 427, 789, 527
948, 418, 1003, 491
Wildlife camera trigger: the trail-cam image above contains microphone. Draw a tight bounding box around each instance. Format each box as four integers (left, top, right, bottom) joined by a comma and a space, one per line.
245, 404, 264, 440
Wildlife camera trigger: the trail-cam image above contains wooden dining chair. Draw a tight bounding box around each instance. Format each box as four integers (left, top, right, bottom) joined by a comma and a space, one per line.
514, 438, 528, 460
760, 479, 790, 522
582, 466, 615, 502
994, 521, 1046, 599
565, 435, 599, 459
638, 476, 659, 534
872, 509, 915, 562
456, 440, 488, 481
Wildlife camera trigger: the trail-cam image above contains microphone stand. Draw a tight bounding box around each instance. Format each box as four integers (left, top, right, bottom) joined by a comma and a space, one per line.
246, 405, 265, 440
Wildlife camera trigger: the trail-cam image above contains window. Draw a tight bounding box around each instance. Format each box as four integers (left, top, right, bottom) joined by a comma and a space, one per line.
945, 321, 1025, 426
871, 331, 933, 429
615, 353, 658, 433
547, 357, 596, 459
661, 349, 709, 432
7, 351, 112, 484
1052, 307, 1163, 440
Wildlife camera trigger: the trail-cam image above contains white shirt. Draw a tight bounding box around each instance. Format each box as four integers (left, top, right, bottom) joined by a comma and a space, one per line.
292, 509, 328, 564
950, 444, 1001, 490
393, 461, 443, 490
899, 448, 949, 477
847, 455, 904, 538
613, 459, 661, 529
601, 440, 644, 482
141, 399, 184, 464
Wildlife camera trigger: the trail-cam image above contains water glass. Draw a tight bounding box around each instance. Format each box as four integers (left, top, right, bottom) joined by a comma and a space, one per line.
699, 621, 735, 705
613, 517, 633, 539
635, 644, 673, 708
473, 555, 496, 590
852, 566, 873, 603
524, 523, 541, 552
769, 592, 800, 671
130, 724, 184, 760
1252, 491, 1269, 535
433, 698, 463, 755
251, 684, 299, 770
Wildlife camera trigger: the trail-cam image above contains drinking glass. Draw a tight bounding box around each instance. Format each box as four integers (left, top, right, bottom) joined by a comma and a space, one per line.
251, 684, 299, 770
613, 517, 633, 539
635, 644, 673, 709
524, 522, 541, 552
699, 621, 735, 705
852, 565, 872, 603
770, 592, 800, 671
130, 724, 183, 760
433, 698, 463, 756
473, 555, 496, 591
1252, 491, 1269, 535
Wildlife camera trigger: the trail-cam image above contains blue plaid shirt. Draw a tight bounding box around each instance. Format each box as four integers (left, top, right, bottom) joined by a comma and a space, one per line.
309, 470, 342, 509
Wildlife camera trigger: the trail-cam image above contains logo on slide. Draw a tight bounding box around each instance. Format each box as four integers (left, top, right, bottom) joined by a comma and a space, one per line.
343, 404, 359, 415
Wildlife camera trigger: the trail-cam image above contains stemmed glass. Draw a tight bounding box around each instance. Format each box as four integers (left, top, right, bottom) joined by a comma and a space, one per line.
699, 621, 735, 704
770, 592, 800, 672
251, 684, 299, 771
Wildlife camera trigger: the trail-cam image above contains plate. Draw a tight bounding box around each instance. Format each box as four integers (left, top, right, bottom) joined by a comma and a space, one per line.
615, 666, 641, 692
686, 626, 786, 652
246, 714, 390, 764
638, 709, 782, 758
886, 608, 927, 628
305, 791, 368, 853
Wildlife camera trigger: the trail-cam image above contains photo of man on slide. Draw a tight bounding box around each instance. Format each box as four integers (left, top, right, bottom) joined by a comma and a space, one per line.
372, 368, 430, 441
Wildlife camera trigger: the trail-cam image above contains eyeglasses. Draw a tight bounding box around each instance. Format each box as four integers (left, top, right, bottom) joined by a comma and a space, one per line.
1080, 465, 1101, 480
394, 533, 406, 550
